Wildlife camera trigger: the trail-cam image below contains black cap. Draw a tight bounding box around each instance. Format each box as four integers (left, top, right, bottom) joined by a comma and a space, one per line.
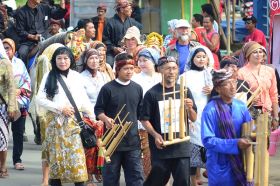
158, 56, 178, 67
243, 15, 257, 24
73, 19, 85, 31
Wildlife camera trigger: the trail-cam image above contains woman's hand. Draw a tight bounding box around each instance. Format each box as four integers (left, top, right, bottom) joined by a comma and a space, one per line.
62, 106, 74, 117
202, 85, 212, 95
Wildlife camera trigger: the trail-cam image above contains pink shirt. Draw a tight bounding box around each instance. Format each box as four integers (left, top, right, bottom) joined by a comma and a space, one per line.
238, 64, 278, 112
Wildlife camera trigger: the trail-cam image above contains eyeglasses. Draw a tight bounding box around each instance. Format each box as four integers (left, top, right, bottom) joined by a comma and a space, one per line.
158, 56, 177, 66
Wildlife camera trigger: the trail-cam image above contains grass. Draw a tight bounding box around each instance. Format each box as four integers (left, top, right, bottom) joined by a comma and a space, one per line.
16, 0, 61, 7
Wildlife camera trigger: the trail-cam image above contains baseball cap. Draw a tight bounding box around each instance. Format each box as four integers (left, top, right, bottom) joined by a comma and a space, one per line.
175, 19, 191, 28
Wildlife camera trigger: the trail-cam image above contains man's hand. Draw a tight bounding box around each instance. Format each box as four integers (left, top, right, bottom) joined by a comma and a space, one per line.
153, 132, 164, 149
238, 138, 251, 150
61, 106, 74, 117
104, 117, 115, 129
184, 98, 193, 110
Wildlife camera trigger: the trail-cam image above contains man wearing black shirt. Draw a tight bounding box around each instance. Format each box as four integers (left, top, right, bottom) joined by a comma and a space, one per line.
140, 56, 197, 186
15, 0, 66, 66
102, 0, 142, 67
94, 53, 144, 186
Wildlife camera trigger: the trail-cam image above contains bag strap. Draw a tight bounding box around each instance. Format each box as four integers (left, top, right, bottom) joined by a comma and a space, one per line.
57, 75, 84, 127
0, 92, 7, 106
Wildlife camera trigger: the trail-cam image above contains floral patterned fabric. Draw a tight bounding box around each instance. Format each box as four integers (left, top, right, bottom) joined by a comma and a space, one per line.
43, 114, 88, 183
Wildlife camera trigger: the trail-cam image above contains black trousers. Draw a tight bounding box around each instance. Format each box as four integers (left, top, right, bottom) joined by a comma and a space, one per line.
11, 115, 26, 165
144, 157, 190, 186
49, 179, 84, 186
17, 42, 36, 67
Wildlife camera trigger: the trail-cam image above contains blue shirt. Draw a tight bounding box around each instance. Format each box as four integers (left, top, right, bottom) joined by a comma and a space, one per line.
176, 42, 189, 75
201, 98, 252, 186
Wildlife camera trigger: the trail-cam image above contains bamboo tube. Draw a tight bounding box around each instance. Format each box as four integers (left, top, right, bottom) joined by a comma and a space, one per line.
246, 86, 262, 107
236, 80, 245, 93
162, 136, 190, 146
244, 121, 254, 182
254, 115, 261, 184
242, 123, 247, 172
163, 75, 166, 141
101, 124, 120, 146
173, 84, 177, 138
163, 89, 188, 96
168, 97, 173, 141
179, 76, 185, 139
226, 0, 231, 55
105, 121, 132, 163
260, 113, 269, 185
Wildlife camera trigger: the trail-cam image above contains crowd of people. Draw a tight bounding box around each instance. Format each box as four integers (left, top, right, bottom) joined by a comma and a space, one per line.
0, 0, 279, 186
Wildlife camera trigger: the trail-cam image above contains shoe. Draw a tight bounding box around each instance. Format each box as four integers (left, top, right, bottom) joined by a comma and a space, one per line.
34, 136, 42, 145
0, 169, 8, 178
14, 163, 24, 170
202, 170, 208, 178
23, 134, 28, 142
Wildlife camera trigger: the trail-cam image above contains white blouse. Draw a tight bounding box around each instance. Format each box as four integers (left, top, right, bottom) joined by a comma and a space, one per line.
81, 70, 109, 110
180, 69, 212, 146
132, 72, 162, 95
132, 72, 162, 129
36, 69, 94, 119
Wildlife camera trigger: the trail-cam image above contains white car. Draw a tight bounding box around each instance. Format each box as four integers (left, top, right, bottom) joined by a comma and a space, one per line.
2, 0, 17, 10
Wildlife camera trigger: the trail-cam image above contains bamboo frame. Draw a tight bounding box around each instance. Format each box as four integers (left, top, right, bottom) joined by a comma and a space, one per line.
162, 76, 190, 146
241, 113, 270, 185
99, 104, 133, 163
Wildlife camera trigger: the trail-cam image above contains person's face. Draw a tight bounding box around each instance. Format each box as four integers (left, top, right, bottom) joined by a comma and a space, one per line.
125, 37, 138, 49
3, 43, 14, 60
160, 62, 178, 85
30, 0, 41, 5
85, 22, 95, 39
245, 20, 255, 30
50, 23, 60, 35
121, 5, 132, 17
138, 56, 155, 73
216, 78, 237, 100
176, 27, 190, 42
97, 47, 106, 62
191, 18, 198, 28
224, 64, 238, 78
203, 17, 213, 30
248, 49, 264, 65
86, 54, 100, 70
97, 9, 106, 18
193, 51, 207, 68
56, 53, 71, 71
118, 64, 134, 81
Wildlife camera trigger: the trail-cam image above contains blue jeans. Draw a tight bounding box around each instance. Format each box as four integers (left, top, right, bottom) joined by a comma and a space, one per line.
102, 149, 144, 186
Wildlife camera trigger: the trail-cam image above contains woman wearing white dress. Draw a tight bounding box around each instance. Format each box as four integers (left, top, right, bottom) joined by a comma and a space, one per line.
132, 47, 161, 178
81, 49, 110, 109
37, 47, 95, 186
180, 46, 213, 186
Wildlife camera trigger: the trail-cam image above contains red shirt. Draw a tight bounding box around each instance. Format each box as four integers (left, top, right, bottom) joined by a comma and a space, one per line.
193, 27, 206, 44
244, 28, 266, 47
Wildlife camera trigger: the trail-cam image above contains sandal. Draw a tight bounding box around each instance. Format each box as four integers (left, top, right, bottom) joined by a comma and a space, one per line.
0, 169, 8, 178
95, 174, 102, 182
86, 180, 96, 186
14, 163, 25, 170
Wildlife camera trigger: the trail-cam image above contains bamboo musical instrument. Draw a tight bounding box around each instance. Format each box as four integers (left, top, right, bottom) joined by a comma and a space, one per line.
242, 113, 270, 185
162, 76, 190, 146
246, 86, 262, 108
99, 105, 133, 163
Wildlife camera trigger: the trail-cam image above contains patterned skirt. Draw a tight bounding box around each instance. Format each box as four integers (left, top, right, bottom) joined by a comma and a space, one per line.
0, 103, 9, 151
190, 143, 206, 168
42, 114, 88, 183
139, 129, 151, 179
